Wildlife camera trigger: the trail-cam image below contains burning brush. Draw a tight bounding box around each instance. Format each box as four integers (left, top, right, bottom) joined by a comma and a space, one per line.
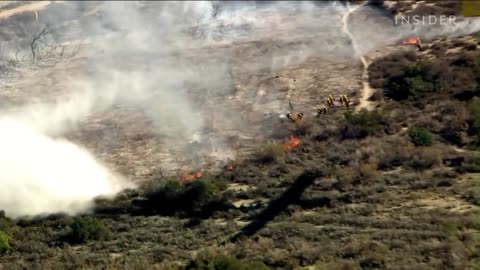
178, 170, 202, 182
401, 37, 423, 51
282, 135, 300, 151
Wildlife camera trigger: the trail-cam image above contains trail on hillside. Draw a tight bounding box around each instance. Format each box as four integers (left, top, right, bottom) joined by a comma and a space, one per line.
342, 3, 375, 111
0, 1, 53, 20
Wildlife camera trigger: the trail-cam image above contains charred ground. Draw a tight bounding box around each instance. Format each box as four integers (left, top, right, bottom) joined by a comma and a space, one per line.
0, 1, 479, 270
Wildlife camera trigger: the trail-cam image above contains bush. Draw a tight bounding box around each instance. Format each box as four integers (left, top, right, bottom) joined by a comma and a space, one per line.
68, 216, 109, 244
469, 97, 480, 137
254, 144, 286, 163
187, 254, 270, 270
461, 154, 480, 173
371, 48, 480, 103
134, 179, 229, 217
374, 139, 413, 170
341, 109, 386, 139
384, 62, 443, 101
0, 230, 9, 253
408, 127, 433, 146
406, 148, 441, 170
0, 212, 12, 234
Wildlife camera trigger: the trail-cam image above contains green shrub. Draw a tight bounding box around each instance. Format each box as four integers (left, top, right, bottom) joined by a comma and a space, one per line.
341, 109, 386, 139
469, 97, 480, 137
408, 127, 433, 146
384, 62, 441, 101
187, 254, 270, 270
183, 180, 218, 213
461, 154, 480, 173
0, 212, 12, 234
68, 216, 109, 244
0, 230, 10, 253
136, 179, 228, 217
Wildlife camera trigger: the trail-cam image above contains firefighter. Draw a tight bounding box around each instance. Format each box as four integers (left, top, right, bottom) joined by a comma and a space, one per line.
287, 112, 304, 122
340, 94, 350, 108
327, 98, 334, 107
416, 38, 423, 51
343, 95, 350, 108
326, 95, 334, 107
316, 105, 328, 116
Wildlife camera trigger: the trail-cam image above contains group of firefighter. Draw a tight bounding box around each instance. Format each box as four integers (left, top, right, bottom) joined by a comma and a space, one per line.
316, 94, 350, 115
286, 93, 350, 123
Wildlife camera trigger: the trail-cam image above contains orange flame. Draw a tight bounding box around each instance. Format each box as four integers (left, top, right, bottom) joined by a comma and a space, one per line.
402, 38, 418, 45
179, 171, 202, 182
282, 135, 300, 151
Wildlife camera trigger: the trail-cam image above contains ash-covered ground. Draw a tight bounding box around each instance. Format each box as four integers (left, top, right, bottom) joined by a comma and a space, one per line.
0, 1, 369, 180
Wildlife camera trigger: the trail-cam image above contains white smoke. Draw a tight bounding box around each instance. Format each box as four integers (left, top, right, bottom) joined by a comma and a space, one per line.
0, 117, 128, 219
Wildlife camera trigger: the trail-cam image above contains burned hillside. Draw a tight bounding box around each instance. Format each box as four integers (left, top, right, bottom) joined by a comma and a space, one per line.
0, 1, 478, 270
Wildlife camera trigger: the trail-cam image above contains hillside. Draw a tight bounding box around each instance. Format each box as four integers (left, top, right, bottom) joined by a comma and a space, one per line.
0, 1, 478, 270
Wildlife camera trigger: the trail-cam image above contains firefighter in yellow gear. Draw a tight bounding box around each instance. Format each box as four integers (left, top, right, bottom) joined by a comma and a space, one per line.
416, 38, 423, 51
327, 98, 333, 107
344, 95, 350, 108
340, 95, 350, 108
316, 105, 328, 116
326, 95, 334, 107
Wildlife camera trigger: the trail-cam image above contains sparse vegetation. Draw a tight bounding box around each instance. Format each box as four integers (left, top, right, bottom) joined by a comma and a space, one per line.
461, 154, 480, 173
67, 216, 109, 244
408, 126, 433, 146
254, 144, 286, 163
133, 179, 230, 217
469, 97, 480, 139
187, 254, 270, 270
0, 231, 9, 254
341, 109, 386, 139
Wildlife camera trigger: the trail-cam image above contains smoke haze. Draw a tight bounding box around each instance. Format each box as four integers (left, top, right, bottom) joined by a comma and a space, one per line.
0, 1, 477, 218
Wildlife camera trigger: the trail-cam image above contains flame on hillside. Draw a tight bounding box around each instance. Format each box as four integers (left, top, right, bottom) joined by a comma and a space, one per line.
282, 135, 300, 151
179, 170, 202, 182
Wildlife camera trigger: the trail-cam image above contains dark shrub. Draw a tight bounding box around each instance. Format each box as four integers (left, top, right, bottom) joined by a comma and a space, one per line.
384, 62, 444, 101
254, 144, 286, 164
408, 127, 433, 146
341, 109, 386, 139
376, 140, 413, 170
406, 148, 441, 170
461, 154, 480, 173
134, 179, 229, 217
368, 51, 417, 89
371, 48, 480, 102
0, 212, 12, 234
469, 97, 480, 138
187, 254, 270, 270
465, 189, 480, 206
68, 216, 109, 244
